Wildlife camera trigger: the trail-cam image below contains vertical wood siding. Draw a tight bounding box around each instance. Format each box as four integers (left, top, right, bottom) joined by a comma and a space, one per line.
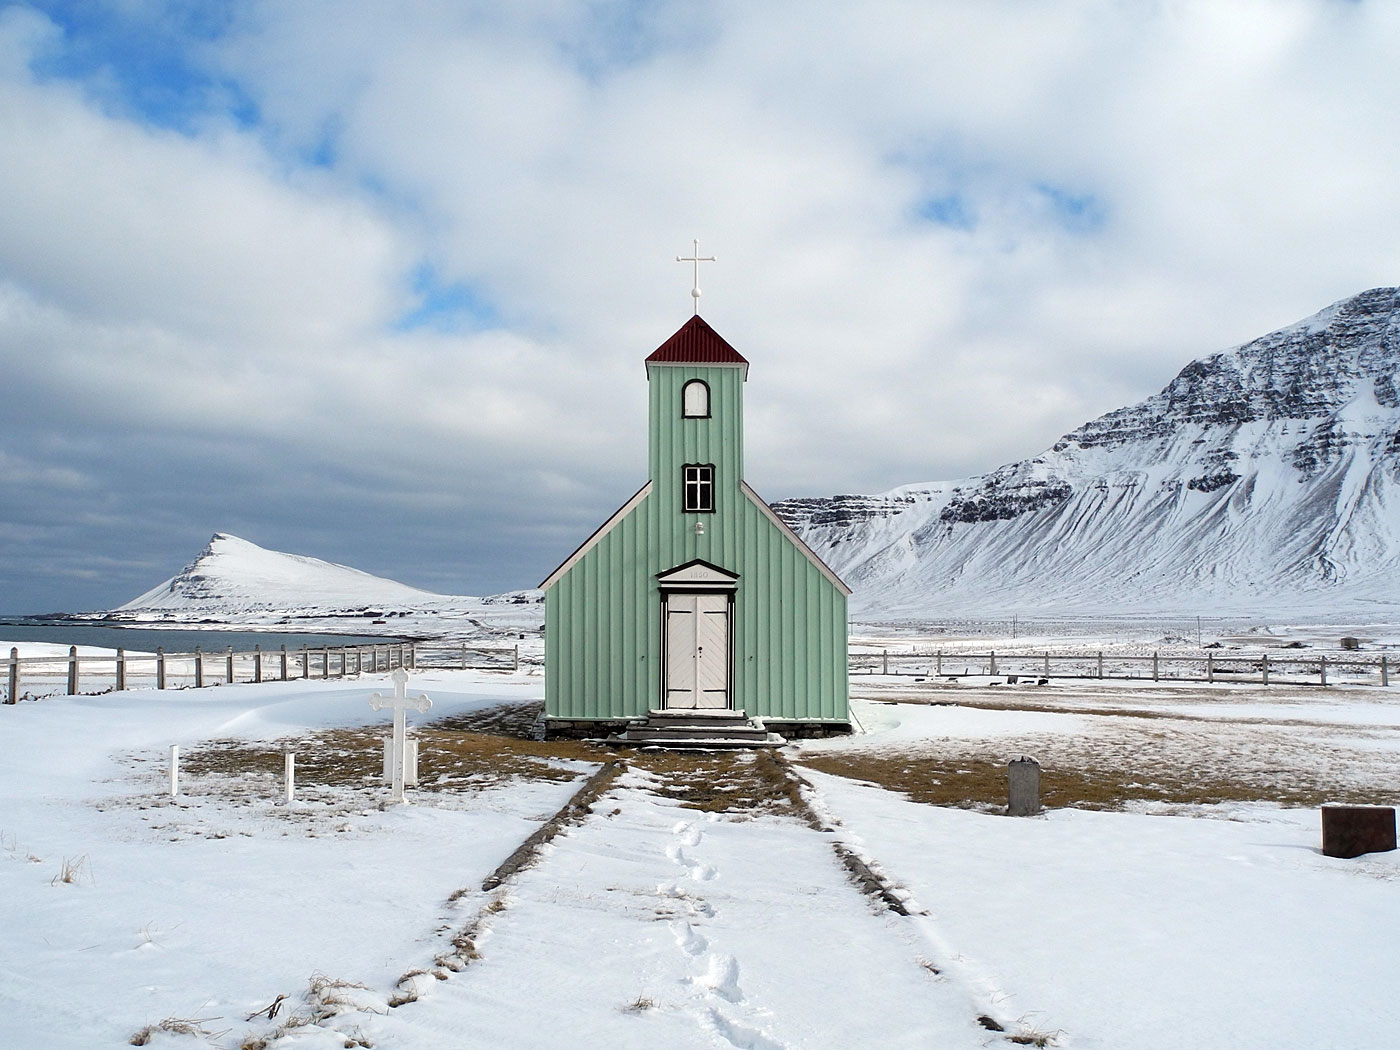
545, 363, 848, 723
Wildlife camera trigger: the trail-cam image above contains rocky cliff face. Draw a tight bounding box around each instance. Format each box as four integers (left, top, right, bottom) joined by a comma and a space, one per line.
774, 287, 1400, 618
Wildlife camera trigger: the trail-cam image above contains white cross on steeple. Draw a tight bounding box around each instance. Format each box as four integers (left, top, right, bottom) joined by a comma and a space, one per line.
676, 238, 716, 315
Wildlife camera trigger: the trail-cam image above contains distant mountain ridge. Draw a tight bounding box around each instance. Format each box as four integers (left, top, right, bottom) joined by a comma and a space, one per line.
774, 287, 1400, 618
121, 532, 439, 616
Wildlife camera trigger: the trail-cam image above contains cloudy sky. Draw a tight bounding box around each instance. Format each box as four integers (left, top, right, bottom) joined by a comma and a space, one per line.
2, 0, 1398, 614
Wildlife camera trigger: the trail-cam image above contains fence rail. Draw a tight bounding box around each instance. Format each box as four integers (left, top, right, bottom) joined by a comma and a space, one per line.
7, 639, 1388, 703
3, 641, 521, 703
852, 649, 1392, 688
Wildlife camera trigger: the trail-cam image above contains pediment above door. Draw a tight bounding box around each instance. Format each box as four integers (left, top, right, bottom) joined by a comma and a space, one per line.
656, 559, 739, 590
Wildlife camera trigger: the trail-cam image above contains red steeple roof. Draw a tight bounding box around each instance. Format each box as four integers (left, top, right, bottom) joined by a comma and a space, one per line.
645, 315, 749, 368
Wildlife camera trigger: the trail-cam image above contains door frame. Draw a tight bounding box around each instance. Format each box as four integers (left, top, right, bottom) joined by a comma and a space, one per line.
656, 559, 738, 712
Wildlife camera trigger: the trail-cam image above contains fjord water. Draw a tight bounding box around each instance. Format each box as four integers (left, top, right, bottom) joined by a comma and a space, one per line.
0, 620, 404, 653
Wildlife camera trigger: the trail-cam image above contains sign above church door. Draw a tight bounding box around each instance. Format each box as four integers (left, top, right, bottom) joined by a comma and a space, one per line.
656, 558, 739, 591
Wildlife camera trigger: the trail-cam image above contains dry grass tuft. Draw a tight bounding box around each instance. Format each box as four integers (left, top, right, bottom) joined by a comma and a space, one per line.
800, 745, 1388, 811
130, 1016, 226, 1044
622, 750, 800, 815
51, 854, 88, 886
179, 701, 608, 800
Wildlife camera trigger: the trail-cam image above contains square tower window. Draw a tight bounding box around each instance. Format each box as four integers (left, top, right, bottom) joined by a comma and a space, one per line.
683, 464, 715, 512
682, 379, 710, 418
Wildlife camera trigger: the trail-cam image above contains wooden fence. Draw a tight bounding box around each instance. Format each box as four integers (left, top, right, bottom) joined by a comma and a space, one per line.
2, 641, 521, 703
852, 649, 1392, 687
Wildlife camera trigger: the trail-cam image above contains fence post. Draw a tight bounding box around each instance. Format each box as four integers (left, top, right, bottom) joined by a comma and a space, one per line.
157, 647, 166, 690
514, 645, 520, 671
356, 648, 363, 676
936, 651, 943, 676
116, 648, 125, 692
280, 644, 288, 681
284, 751, 295, 803
301, 645, 309, 679
881, 649, 888, 675
1152, 651, 1159, 682
1043, 652, 1050, 678
1207, 652, 1214, 683
7, 646, 18, 703
1320, 656, 1327, 687
989, 650, 998, 676
1382, 655, 1389, 688
1262, 653, 1269, 686
227, 646, 234, 684
67, 645, 79, 695
322, 646, 330, 680
169, 744, 179, 797
1097, 651, 1104, 679
409, 644, 417, 670
194, 646, 203, 689
254, 645, 263, 683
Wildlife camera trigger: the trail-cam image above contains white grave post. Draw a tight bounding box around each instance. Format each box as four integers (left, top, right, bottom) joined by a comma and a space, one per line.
369, 668, 431, 804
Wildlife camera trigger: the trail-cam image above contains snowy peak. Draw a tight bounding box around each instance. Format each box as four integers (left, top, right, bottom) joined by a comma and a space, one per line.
1066, 286, 1400, 453
121, 533, 439, 614
775, 288, 1400, 618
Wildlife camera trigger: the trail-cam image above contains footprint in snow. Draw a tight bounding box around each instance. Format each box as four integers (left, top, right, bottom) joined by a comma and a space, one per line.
671, 919, 708, 956
673, 820, 703, 846
705, 1007, 788, 1050
701, 953, 743, 1003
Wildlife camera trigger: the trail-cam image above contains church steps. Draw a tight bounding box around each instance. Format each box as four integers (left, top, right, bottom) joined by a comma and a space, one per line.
603, 709, 784, 749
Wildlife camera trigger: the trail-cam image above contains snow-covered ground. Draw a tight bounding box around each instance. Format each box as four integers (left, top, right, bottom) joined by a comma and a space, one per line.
3, 659, 1398, 1049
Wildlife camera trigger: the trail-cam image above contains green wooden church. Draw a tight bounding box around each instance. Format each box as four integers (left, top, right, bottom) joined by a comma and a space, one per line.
541, 314, 851, 744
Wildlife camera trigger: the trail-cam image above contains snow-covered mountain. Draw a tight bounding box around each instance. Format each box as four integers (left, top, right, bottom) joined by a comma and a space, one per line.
120, 533, 438, 615
111, 533, 542, 637
775, 287, 1400, 619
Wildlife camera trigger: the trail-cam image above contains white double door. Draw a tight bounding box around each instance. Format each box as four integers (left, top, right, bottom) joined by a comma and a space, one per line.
664, 592, 731, 710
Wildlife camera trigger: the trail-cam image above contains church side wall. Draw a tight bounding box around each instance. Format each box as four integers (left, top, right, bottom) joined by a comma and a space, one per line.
732, 494, 849, 723
546, 494, 656, 721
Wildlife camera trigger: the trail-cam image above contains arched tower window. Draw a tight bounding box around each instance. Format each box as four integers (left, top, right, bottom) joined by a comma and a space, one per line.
682, 379, 710, 418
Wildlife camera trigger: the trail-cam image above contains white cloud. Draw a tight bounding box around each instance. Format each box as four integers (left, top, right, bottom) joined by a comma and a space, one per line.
3, 0, 1400, 608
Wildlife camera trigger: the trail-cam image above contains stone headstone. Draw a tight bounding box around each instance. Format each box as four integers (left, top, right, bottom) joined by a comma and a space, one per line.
1322, 804, 1396, 858
1007, 756, 1041, 817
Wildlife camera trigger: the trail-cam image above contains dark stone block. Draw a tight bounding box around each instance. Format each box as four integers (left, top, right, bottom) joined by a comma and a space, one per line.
1008, 756, 1041, 816
1322, 804, 1397, 858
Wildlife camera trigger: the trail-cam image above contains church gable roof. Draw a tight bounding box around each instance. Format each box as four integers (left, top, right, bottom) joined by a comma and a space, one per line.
741, 482, 852, 596
645, 315, 750, 370
539, 481, 651, 590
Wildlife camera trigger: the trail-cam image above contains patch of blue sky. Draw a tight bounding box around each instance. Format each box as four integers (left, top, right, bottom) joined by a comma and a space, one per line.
394, 263, 500, 334
1034, 182, 1107, 234
558, 0, 716, 81
300, 115, 343, 170
22, 0, 258, 132
916, 193, 976, 231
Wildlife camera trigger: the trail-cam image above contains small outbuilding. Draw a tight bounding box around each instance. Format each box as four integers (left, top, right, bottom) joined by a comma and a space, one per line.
541, 315, 851, 741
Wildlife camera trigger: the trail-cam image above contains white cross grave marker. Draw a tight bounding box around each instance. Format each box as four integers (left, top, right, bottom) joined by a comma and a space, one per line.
369, 668, 431, 803
676, 238, 716, 314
